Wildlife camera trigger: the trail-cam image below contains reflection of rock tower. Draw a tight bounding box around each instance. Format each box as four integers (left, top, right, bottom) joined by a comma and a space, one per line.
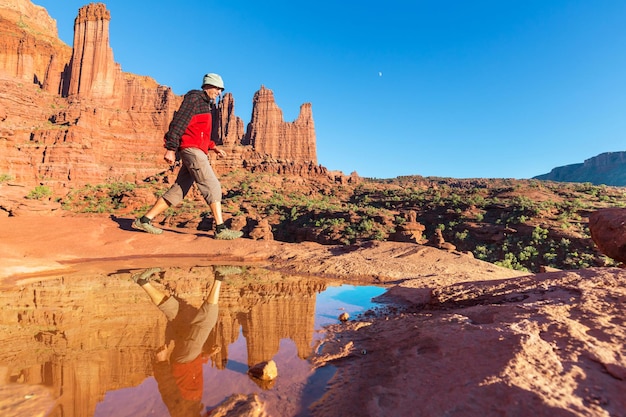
208, 276, 327, 368
67, 3, 119, 98
241, 294, 319, 366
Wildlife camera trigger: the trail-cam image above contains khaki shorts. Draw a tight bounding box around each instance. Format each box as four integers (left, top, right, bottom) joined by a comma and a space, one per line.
162, 147, 222, 206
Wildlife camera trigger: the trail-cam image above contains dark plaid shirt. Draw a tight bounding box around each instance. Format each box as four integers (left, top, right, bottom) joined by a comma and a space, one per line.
163, 90, 218, 152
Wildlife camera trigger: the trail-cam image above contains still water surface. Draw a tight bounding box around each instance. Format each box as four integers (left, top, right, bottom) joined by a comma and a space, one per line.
0, 265, 386, 417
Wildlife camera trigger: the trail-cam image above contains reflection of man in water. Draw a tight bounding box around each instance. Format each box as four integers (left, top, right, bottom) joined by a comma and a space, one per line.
131, 266, 235, 416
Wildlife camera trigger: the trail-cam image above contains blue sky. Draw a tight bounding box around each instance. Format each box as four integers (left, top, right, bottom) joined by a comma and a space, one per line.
33, 1, 626, 179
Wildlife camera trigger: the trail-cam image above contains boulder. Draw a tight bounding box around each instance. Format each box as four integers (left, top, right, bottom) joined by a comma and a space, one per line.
589, 208, 626, 263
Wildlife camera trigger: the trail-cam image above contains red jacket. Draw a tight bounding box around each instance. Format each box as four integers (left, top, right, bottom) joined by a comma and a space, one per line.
163, 90, 217, 154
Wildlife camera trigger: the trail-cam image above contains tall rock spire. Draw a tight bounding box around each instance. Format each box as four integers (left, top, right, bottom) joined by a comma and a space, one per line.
67, 3, 119, 98
218, 93, 245, 147
245, 86, 317, 164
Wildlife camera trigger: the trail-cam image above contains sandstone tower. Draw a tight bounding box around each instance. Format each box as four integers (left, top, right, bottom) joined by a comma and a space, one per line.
67, 3, 118, 98
245, 86, 317, 164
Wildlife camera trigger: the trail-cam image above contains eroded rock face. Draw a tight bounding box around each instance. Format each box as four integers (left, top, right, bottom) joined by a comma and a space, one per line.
0, 77, 179, 189
218, 93, 246, 147
0, 0, 69, 92
0, 0, 58, 35
389, 210, 426, 243
0, 1, 182, 188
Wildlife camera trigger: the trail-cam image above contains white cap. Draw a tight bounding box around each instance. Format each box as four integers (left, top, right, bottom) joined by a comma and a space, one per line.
202, 73, 224, 89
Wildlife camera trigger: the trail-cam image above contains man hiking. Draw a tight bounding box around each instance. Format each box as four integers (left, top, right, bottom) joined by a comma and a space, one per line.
133, 73, 243, 240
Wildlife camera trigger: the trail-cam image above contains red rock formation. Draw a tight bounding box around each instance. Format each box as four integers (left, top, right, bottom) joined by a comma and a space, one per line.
249, 218, 274, 240
0, 0, 336, 191
0, 0, 71, 93
245, 86, 317, 164
67, 3, 117, 99
0, 75, 179, 189
0, 2, 181, 188
218, 93, 245, 147
0, 0, 58, 37
390, 210, 426, 244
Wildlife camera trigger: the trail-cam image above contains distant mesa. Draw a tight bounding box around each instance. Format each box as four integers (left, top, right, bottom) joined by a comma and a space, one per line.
0, 0, 340, 189
534, 152, 626, 186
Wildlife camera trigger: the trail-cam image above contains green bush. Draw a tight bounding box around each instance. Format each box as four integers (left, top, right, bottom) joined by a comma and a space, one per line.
26, 185, 52, 200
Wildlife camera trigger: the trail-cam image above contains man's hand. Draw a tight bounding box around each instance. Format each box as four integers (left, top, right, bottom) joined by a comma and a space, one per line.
164, 149, 176, 165
212, 148, 227, 158
154, 342, 173, 362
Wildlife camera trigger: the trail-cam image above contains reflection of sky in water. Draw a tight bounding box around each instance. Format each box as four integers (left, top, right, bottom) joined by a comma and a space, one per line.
315, 285, 386, 329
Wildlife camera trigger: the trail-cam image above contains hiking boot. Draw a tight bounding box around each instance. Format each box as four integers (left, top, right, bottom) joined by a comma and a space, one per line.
214, 228, 243, 240
131, 267, 161, 286
133, 218, 163, 235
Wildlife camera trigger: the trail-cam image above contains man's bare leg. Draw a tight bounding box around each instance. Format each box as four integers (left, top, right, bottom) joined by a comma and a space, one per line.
206, 278, 222, 305
140, 282, 168, 306
210, 202, 243, 240
131, 268, 166, 305
209, 200, 224, 226
144, 197, 171, 221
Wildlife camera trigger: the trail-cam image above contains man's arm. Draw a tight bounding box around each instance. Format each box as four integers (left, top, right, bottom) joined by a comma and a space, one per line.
163, 93, 198, 151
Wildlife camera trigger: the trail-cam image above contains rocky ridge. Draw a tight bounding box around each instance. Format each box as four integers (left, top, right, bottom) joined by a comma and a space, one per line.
534, 151, 626, 186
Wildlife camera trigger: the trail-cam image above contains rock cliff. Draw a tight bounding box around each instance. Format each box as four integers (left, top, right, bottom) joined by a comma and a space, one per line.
533, 151, 626, 186
0, 0, 326, 191
0, 0, 71, 94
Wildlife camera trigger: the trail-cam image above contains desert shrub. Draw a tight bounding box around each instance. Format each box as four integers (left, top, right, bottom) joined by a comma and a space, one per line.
395, 216, 406, 225
473, 244, 489, 260
495, 252, 528, 272
562, 251, 596, 269
357, 218, 374, 233
543, 252, 557, 263
289, 206, 299, 221
531, 226, 549, 243
314, 217, 345, 228
61, 181, 137, 212
455, 230, 469, 241
518, 245, 539, 261
26, 185, 52, 200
